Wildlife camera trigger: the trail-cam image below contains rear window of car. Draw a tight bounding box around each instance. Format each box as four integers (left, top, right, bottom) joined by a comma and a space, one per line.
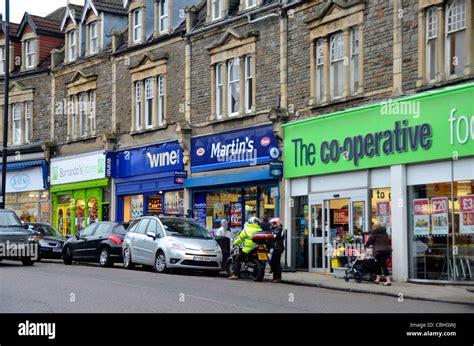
112, 224, 127, 235
94, 223, 113, 236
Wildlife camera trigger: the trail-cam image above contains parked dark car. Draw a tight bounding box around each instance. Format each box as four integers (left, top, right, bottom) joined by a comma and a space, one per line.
26, 223, 67, 261
62, 221, 129, 267
0, 209, 38, 265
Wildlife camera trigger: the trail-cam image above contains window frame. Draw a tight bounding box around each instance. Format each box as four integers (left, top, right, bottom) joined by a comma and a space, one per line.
0, 46, 5, 75
315, 39, 324, 102
89, 22, 98, 54
25, 39, 35, 69
12, 103, 22, 145
330, 32, 344, 99
445, 0, 466, 78
144, 77, 154, 129
68, 30, 77, 61
70, 96, 77, 138
425, 7, 438, 83
159, 0, 169, 34
246, 0, 257, 10
79, 92, 87, 137
89, 91, 96, 134
350, 27, 360, 95
157, 75, 165, 127
244, 55, 253, 113
133, 8, 143, 43
212, 0, 223, 21
135, 81, 142, 130
215, 63, 223, 119
25, 101, 31, 144
227, 58, 240, 117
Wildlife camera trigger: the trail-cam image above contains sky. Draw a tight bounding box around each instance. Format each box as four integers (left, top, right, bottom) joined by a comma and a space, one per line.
0, 0, 85, 24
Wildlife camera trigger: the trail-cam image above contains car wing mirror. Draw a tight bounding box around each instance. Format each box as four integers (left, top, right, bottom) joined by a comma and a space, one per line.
146, 231, 156, 239
75, 233, 81, 240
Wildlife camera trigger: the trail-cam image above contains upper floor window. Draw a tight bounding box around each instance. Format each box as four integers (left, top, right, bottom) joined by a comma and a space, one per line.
90, 22, 98, 54
68, 30, 77, 61
426, 7, 437, 82
25, 102, 31, 144
133, 9, 143, 43
159, 0, 169, 34
246, 0, 256, 9
315, 39, 324, 101
228, 58, 240, 116
68, 91, 96, 139
244, 56, 253, 113
330, 32, 344, 99
133, 76, 166, 131
212, 0, 224, 21
215, 63, 223, 119
446, 0, 466, 77
25, 39, 36, 68
0, 46, 5, 74
12, 103, 21, 144
350, 27, 360, 95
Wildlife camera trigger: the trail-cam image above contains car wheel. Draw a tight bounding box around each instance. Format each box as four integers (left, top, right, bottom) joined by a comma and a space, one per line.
123, 247, 134, 270
63, 246, 73, 265
99, 248, 112, 267
154, 251, 168, 273
21, 257, 34, 266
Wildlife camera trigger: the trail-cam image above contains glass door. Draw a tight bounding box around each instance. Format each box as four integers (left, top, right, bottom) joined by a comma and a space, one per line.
309, 201, 326, 272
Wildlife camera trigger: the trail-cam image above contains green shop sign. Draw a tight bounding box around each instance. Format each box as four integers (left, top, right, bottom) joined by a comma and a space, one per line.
283, 83, 474, 179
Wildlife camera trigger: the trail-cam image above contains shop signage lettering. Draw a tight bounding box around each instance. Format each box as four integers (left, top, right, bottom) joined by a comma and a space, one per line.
10, 174, 30, 190
283, 83, 474, 178
51, 152, 106, 185
291, 120, 432, 167
191, 125, 278, 172
333, 210, 349, 225
111, 143, 184, 178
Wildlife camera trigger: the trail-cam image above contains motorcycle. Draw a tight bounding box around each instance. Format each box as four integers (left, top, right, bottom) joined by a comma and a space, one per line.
225, 232, 275, 282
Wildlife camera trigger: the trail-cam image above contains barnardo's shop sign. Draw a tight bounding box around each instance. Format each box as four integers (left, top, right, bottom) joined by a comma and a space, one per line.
51, 152, 106, 185
283, 83, 474, 178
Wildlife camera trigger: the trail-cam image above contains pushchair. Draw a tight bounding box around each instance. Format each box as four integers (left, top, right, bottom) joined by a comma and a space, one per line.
344, 251, 379, 283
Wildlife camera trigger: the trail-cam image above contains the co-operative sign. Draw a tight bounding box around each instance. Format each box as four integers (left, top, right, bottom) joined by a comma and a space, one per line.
283, 83, 474, 178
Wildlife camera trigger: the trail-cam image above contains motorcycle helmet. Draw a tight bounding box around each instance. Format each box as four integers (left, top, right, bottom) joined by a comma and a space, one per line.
248, 216, 260, 225
270, 217, 281, 228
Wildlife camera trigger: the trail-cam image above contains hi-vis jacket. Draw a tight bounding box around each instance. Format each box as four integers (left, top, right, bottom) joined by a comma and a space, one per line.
233, 224, 262, 254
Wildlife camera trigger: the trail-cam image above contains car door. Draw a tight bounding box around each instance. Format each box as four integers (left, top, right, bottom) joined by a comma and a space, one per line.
72, 224, 97, 259
140, 219, 162, 265
131, 219, 150, 264
85, 223, 112, 260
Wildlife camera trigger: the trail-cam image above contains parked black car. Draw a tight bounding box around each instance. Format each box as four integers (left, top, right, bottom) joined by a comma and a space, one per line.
26, 223, 67, 261
62, 221, 129, 267
0, 209, 38, 265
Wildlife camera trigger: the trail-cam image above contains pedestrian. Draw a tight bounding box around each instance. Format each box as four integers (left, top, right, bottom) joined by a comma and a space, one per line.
260, 216, 271, 232
215, 219, 228, 237
365, 226, 393, 286
269, 217, 285, 283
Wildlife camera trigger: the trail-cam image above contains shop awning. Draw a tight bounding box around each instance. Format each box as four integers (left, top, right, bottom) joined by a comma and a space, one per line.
184, 169, 276, 189
0, 159, 46, 171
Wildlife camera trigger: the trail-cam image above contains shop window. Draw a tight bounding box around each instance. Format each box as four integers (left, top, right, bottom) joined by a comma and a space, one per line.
88, 198, 98, 225
292, 196, 309, 270
6, 191, 50, 223
75, 199, 86, 233
124, 194, 144, 222
259, 186, 277, 220
408, 180, 474, 281
164, 191, 184, 214
371, 188, 392, 235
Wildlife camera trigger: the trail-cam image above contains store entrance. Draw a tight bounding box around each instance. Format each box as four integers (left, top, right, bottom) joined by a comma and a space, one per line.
308, 189, 368, 273
56, 204, 71, 236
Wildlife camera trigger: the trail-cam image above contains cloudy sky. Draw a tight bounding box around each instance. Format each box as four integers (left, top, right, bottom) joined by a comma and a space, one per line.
0, 0, 85, 23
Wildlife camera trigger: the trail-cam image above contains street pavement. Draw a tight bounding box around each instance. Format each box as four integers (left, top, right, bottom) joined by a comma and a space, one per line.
1, 260, 473, 313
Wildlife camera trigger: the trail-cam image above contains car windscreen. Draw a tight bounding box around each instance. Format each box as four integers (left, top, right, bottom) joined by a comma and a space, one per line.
38, 225, 62, 237
161, 218, 213, 239
0, 211, 22, 228
112, 224, 127, 235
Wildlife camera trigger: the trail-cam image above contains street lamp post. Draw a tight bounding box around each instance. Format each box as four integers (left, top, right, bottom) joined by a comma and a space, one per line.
1, 0, 10, 209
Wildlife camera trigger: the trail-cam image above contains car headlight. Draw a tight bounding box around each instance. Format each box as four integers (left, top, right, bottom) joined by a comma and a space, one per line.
38, 240, 49, 247
171, 242, 186, 251
28, 235, 38, 242
215, 245, 222, 253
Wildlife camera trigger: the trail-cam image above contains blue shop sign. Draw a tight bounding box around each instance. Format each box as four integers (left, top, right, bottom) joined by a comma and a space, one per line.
107, 143, 184, 178
191, 125, 278, 172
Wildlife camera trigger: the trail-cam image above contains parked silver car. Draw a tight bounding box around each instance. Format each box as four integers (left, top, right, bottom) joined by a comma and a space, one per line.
122, 216, 222, 275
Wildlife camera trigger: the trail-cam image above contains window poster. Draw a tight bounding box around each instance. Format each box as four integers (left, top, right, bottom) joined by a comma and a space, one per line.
230, 202, 242, 227
131, 195, 144, 220
376, 201, 391, 234
459, 195, 474, 234
413, 198, 430, 235
431, 197, 449, 235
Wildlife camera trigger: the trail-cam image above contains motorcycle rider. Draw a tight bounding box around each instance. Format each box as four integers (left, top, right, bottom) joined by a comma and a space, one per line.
228, 216, 262, 280
269, 217, 285, 283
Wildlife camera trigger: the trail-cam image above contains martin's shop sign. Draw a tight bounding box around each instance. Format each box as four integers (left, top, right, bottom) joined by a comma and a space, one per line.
106, 142, 184, 178
191, 125, 279, 172
284, 83, 474, 178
